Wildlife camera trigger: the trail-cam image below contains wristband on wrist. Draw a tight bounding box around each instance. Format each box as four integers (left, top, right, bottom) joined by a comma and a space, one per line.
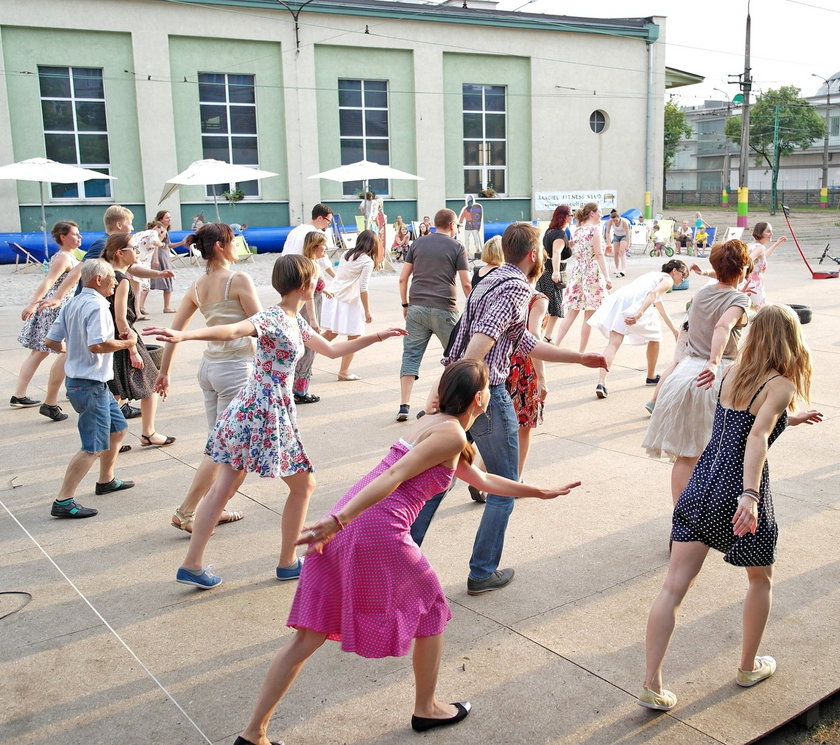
741, 491, 759, 503
330, 513, 345, 530
401, 303, 409, 308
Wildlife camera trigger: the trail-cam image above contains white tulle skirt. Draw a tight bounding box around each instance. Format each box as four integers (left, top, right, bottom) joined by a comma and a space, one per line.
642, 355, 733, 461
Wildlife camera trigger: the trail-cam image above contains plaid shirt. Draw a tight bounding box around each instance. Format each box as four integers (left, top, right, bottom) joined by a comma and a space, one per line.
442, 262, 538, 385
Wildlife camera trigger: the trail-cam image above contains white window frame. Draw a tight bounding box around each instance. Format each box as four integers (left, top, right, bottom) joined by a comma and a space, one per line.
198, 72, 260, 199
338, 78, 391, 197
463, 84, 507, 197
38, 66, 111, 201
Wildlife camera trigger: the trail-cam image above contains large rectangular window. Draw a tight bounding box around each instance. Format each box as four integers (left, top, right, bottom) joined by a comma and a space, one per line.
38, 66, 111, 199
463, 84, 506, 196
338, 79, 389, 197
198, 72, 259, 197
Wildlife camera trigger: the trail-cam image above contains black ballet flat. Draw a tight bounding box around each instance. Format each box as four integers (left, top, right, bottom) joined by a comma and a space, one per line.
411, 702, 471, 733
233, 736, 284, 745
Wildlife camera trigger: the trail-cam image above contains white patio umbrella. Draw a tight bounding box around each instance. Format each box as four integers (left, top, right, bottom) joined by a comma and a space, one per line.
309, 159, 422, 194
0, 157, 116, 257
159, 159, 278, 221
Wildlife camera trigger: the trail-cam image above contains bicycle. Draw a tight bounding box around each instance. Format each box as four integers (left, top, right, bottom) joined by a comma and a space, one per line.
819, 244, 840, 266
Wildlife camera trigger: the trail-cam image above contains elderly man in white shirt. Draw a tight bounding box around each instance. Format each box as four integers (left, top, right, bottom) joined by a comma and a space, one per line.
44, 259, 139, 519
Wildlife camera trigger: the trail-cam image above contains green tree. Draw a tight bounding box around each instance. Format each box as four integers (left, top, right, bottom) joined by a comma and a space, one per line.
724, 85, 825, 171
663, 100, 691, 205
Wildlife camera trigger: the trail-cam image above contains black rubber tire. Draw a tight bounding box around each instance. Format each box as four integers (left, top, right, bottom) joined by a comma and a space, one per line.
787, 304, 812, 325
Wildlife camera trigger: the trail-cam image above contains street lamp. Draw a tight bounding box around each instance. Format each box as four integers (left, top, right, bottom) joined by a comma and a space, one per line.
811, 73, 832, 191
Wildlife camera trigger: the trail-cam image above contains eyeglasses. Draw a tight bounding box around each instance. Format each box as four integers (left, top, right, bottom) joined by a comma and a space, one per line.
120, 245, 138, 252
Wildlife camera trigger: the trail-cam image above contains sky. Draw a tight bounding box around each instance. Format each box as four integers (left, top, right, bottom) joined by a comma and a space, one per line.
495, 0, 839, 105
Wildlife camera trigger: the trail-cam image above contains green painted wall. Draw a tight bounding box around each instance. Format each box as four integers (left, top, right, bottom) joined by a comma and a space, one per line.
178, 202, 288, 228
445, 198, 532, 223
20, 204, 146, 233
442, 53, 531, 199
314, 45, 416, 202
2, 27, 143, 222
168, 36, 287, 205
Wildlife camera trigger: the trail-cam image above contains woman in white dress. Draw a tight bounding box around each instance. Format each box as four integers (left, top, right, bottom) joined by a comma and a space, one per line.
588, 259, 687, 399
320, 229, 377, 381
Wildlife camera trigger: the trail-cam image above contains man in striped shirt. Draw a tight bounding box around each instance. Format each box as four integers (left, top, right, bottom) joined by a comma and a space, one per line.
410, 223, 608, 595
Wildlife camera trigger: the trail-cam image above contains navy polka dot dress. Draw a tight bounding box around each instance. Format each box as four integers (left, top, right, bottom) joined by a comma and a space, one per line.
672, 376, 787, 567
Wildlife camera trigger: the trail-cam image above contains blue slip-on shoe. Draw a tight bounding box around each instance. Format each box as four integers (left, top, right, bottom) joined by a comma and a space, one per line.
176, 565, 222, 589
275, 556, 304, 581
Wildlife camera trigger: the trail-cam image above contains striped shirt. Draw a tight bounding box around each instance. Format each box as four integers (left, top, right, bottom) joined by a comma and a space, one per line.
442, 262, 537, 385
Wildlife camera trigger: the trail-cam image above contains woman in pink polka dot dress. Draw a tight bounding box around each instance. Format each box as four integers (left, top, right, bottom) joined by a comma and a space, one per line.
233, 360, 582, 745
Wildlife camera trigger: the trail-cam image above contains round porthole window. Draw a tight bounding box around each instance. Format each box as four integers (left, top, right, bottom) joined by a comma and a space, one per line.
589, 110, 608, 134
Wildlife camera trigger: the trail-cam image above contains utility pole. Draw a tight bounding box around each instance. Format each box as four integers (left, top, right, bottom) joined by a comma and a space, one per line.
729, 2, 752, 228
812, 73, 832, 208
771, 105, 781, 215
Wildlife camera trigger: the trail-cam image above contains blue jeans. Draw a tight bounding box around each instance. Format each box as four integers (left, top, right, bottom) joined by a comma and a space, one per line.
66, 377, 127, 453
400, 305, 460, 379
411, 384, 520, 580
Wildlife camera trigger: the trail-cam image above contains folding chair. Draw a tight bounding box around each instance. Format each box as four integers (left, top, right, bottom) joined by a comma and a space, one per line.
233, 235, 255, 263
170, 246, 201, 267
7, 242, 41, 273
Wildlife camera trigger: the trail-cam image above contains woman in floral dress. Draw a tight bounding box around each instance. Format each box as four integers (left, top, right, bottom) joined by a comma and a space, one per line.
144, 254, 407, 589
12, 221, 81, 421
505, 289, 549, 478
552, 202, 613, 353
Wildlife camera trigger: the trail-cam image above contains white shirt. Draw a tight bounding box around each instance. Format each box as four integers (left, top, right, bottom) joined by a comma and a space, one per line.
46, 288, 115, 381
283, 224, 321, 255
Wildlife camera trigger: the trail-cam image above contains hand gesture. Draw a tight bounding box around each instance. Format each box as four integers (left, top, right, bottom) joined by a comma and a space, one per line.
159, 270, 176, 279
154, 373, 170, 400
624, 313, 639, 326
378, 327, 409, 340
580, 353, 609, 370
732, 495, 758, 536
788, 409, 823, 427
696, 363, 717, 389
536, 480, 582, 500
142, 326, 183, 344
295, 517, 341, 554
21, 303, 37, 322
129, 348, 145, 370
365, 312, 373, 324
37, 297, 61, 312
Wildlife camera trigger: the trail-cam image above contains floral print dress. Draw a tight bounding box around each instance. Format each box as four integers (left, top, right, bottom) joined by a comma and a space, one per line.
205, 306, 313, 478
563, 224, 608, 311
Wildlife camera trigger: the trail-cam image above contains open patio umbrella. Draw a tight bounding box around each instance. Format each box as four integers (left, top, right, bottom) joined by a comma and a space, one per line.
309, 159, 422, 195
0, 157, 116, 257
159, 159, 278, 221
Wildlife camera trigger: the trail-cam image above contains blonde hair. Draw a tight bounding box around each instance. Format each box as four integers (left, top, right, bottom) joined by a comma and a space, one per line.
481, 235, 503, 266
302, 230, 327, 260
103, 205, 134, 231
575, 202, 599, 223
729, 304, 812, 410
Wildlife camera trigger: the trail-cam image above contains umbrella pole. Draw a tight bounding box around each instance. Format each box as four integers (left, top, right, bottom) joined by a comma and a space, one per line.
40, 181, 49, 259
212, 185, 221, 222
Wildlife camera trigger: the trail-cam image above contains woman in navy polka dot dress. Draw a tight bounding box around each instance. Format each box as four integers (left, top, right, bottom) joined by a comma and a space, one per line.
233, 360, 581, 745
638, 304, 822, 712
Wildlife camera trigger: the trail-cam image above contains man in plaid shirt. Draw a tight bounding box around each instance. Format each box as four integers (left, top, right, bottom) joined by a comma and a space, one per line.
411, 223, 608, 595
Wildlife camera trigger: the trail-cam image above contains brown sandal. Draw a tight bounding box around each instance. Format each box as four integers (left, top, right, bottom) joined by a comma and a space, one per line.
141, 432, 176, 447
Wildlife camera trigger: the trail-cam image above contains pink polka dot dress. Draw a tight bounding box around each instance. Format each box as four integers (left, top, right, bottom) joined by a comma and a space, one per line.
286, 440, 455, 658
